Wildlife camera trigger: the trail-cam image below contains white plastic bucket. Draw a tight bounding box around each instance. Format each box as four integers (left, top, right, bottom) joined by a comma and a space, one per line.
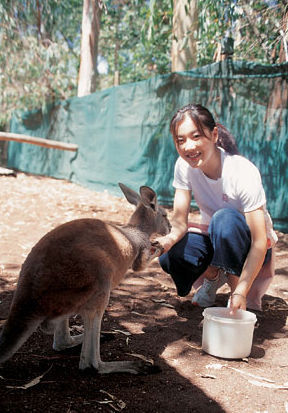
202, 307, 257, 359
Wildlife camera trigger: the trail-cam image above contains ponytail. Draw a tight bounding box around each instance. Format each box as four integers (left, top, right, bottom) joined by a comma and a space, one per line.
216, 123, 239, 155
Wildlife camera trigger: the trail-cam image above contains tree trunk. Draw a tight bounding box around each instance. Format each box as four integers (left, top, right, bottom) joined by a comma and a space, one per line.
114, 25, 120, 86
77, 0, 102, 97
279, 10, 288, 63
36, 0, 42, 40
171, 0, 198, 72
264, 11, 288, 137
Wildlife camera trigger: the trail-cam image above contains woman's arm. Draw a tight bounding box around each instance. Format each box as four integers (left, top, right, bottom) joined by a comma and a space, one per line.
154, 188, 191, 253
231, 207, 267, 310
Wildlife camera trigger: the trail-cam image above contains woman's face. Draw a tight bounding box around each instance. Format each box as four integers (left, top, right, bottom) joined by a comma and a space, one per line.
175, 114, 218, 173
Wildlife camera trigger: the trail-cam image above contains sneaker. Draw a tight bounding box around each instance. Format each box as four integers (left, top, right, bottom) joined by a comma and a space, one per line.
192, 269, 227, 307
218, 270, 228, 290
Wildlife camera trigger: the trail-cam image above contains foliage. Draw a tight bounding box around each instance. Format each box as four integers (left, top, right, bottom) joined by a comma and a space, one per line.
139, 0, 173, 74
0, 0, 82, 127
197, 0, 287, 65
98, 0, 173, 86
0, 0, 287, 126
99, 0, 287, 88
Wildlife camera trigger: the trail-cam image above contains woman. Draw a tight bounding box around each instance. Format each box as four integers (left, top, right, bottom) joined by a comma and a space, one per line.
155, 104, 277, 311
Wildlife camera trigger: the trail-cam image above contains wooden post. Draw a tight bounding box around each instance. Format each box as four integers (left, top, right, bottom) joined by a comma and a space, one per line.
0, 132, 78, 152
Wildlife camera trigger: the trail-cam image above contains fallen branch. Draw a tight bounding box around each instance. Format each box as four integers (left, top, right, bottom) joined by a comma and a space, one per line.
6, 365, 53, 389
0, 131, 78, 152
248, 380, 288, 390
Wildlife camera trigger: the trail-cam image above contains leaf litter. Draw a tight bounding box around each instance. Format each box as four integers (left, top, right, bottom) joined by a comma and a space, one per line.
6, 365, 53, 390
0, 172, 287, 412
96, 390, 126, 411
204, 363, 288, 389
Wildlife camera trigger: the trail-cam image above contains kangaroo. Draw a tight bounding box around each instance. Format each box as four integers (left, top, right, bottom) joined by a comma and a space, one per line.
0, 183, 170, 374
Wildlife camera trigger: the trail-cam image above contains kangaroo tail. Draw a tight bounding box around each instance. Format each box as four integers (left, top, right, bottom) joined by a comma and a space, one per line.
0, 312, 41, 364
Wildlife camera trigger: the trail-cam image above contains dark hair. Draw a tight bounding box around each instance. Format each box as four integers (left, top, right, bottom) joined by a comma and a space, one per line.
170, 103, 239, 155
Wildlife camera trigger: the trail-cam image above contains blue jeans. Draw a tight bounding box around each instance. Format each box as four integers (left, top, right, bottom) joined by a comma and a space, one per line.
159, 208, 271, 297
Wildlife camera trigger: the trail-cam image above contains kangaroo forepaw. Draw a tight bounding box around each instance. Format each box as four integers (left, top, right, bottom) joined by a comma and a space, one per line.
150, 240, 164, 258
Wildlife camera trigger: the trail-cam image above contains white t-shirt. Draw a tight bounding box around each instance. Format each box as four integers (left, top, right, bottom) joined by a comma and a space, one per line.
173, 148, 278, 247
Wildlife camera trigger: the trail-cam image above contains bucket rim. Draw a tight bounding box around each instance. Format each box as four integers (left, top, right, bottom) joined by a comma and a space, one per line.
202, 307, 257, 324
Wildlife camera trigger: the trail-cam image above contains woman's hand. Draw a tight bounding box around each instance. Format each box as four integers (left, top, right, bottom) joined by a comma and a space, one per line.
229, 293, 247, 312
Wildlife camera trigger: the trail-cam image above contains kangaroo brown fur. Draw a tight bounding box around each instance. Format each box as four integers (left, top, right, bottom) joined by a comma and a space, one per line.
0, 184, 170, 374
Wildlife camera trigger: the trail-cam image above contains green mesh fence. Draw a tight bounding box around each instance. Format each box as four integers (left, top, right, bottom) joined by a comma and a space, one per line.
7, 60, 288, 232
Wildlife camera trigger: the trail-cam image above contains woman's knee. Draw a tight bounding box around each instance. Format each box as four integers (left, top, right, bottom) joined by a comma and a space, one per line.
159, 234, 213, 297
209, 208, 250, 240
159, 232, 213, 275
208, 209, 251, 273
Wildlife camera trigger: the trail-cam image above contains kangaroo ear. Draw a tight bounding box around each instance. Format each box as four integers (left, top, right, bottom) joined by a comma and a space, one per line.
119, 183, 141, 206
139, 186, 158, 211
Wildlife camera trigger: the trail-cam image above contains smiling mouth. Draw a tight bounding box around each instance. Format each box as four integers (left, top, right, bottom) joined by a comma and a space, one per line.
186, 152, 201, 159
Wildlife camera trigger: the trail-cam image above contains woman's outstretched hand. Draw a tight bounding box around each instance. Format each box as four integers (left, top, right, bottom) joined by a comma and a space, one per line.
229, 293, 247, 312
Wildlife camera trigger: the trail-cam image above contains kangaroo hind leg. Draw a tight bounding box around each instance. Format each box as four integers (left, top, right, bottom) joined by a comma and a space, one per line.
53, 317, 83, 351
79, 308, 155, 375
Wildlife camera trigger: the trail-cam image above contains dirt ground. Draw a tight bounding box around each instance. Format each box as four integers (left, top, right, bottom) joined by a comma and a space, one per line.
0, 172, 287, 413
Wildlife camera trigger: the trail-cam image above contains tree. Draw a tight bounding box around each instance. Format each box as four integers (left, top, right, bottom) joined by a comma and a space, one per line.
171, 0, 198, 72
278, 7, 288, 62
77, 0, 103, 97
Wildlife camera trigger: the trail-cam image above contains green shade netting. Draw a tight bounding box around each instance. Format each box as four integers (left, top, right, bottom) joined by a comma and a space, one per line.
8, 60, 288, 232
